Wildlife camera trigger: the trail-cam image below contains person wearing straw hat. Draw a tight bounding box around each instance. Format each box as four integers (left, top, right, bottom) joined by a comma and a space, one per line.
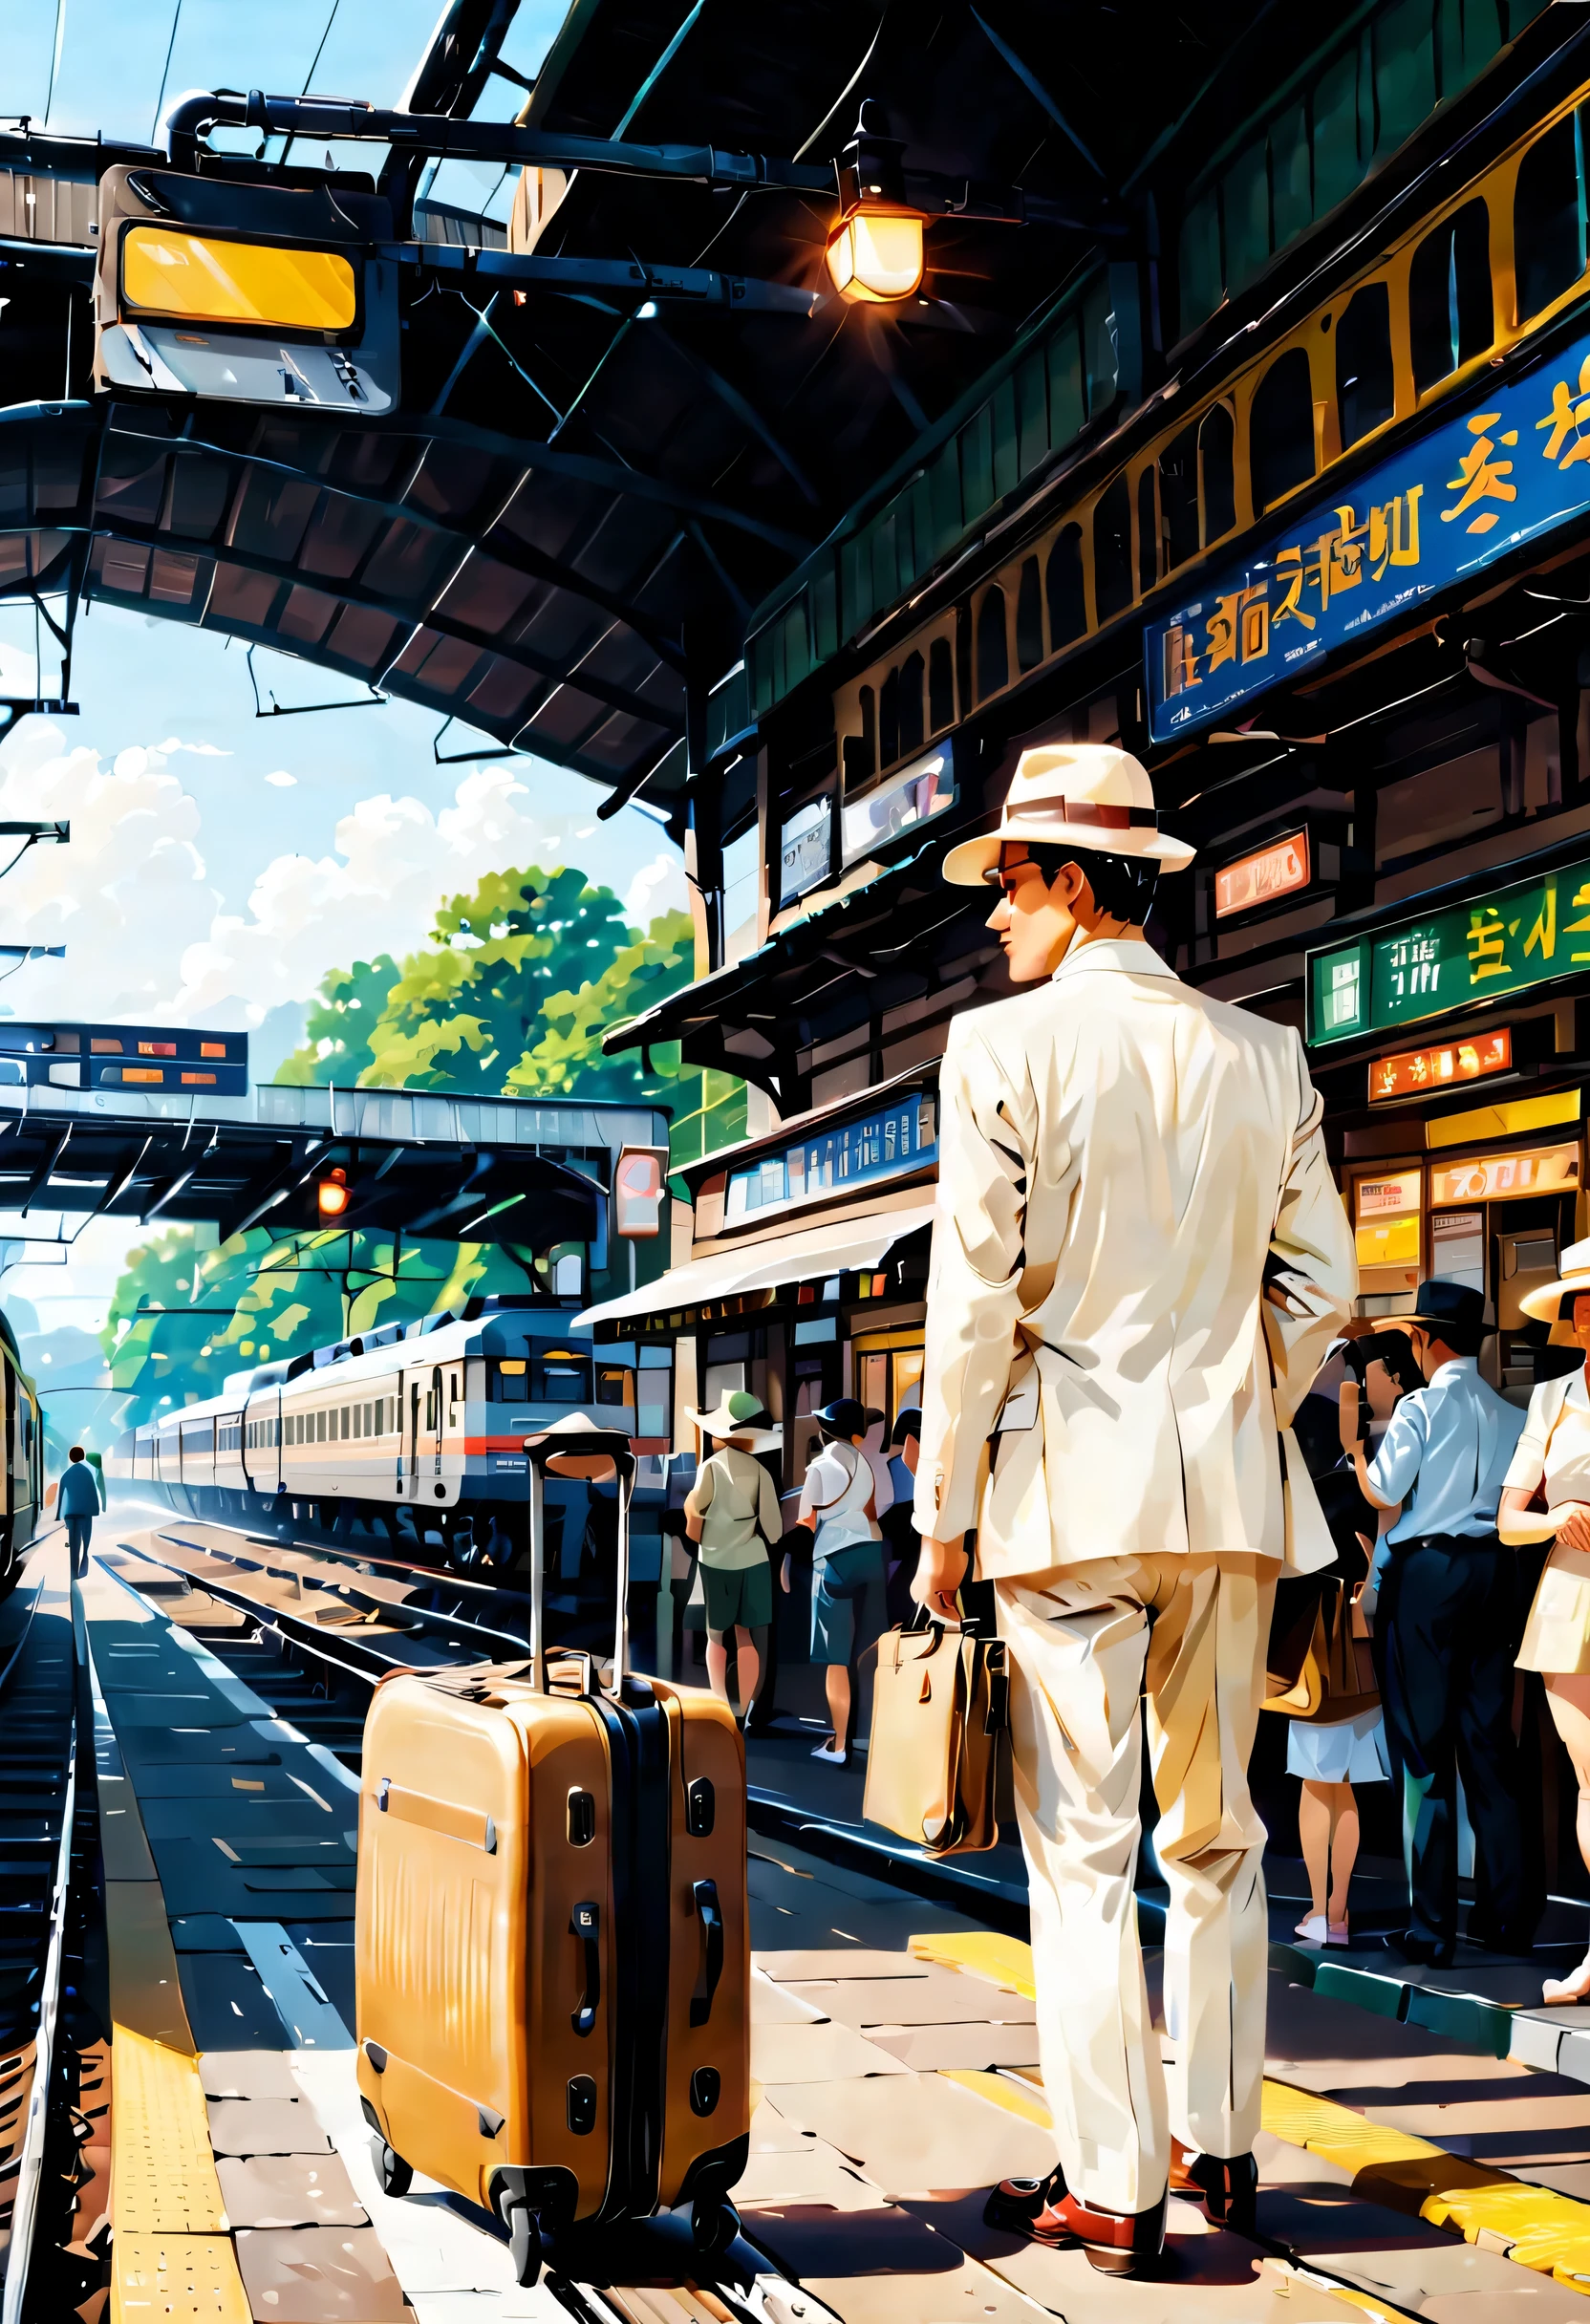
1337, 1278, 1533, 1967
683, 1388, 781, 1721
907, 742, 1355, 2274
1500, 1238, 1590, 2003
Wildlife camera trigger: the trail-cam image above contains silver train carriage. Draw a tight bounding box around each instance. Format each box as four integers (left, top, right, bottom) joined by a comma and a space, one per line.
0, 1306, 41, 1597
102, 1295, 673, 1574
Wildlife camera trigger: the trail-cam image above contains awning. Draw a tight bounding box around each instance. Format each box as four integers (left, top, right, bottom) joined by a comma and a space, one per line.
573, 1200, 937, 1331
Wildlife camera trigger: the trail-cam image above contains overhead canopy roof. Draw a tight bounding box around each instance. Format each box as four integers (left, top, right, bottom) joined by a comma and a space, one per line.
0, 0, 1292, 825
0, 1080, 607, 1245
574, 1197, 935, 1330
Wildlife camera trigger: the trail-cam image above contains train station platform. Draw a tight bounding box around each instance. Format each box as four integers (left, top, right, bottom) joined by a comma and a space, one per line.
12, 1518, 1590, 2320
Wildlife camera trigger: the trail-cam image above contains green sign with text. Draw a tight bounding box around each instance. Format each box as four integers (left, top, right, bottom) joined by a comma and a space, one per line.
1306, 855, 1590, 1046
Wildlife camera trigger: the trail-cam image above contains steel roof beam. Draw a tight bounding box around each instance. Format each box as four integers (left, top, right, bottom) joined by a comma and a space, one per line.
84, 513, 684, 734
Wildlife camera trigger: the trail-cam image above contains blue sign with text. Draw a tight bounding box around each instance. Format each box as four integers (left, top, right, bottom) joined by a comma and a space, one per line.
1145, 326, 1590, 743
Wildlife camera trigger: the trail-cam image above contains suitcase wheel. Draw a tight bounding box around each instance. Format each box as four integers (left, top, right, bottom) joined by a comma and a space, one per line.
371, 2137, 413, 2198
691, 2192, 741, 2258
500, 2196, 542, 2287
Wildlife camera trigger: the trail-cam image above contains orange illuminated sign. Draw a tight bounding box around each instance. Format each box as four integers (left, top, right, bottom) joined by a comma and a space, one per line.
1429, 1142, 1580, 1206
1214, 831, 1309, 918
1369, 1027, 1512, 1103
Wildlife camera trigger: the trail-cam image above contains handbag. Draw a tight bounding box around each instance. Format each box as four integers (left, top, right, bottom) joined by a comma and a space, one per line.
1263, 1572, 1378, 1721
863, 1612, 1008, 1856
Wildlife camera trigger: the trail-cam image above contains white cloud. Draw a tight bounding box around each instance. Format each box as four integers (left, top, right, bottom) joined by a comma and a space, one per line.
624, 850, 684, 926
264, 770, 296, 787
0, 724, 684, 1038
157, 737, 231, 757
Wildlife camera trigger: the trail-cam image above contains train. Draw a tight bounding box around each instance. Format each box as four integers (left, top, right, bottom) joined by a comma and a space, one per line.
0, 1306, 41, 1597
102, 1295, 671, 1576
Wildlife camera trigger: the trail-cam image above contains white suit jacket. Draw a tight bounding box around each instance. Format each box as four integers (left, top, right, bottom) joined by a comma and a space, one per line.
912, 937, 1356, 1578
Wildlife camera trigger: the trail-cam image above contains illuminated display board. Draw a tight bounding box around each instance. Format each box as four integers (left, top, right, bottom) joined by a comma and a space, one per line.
1214, 831, 1309, 917
1368, 1028, 1512, 1102
1307, 853, 1590, 1046
1147, 321, 1590, 743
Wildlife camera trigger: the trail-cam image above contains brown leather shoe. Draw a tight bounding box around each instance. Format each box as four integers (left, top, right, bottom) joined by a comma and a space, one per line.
986, 2168, 1165, 2275
1171, 2143, 1258, 2236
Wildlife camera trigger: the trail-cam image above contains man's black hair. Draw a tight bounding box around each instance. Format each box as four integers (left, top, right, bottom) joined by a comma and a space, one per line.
1357, 1328, 1426, 1397
1021, 842, 1159, 925
891, 1406, 922, 1447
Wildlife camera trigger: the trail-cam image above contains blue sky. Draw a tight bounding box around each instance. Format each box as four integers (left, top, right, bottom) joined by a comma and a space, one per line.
0, 1, 680, 1356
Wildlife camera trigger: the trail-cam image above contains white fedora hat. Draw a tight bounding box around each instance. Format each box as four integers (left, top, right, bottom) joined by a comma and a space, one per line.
1520, 1236, 1590, 1332
942, 742, 1194, 888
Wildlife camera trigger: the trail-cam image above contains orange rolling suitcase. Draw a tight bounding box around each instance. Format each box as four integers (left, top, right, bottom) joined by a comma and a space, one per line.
355, 1419, 749, 2283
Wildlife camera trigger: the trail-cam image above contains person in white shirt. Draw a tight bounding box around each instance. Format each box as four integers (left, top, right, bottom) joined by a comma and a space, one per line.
795, 1397, 885, 1766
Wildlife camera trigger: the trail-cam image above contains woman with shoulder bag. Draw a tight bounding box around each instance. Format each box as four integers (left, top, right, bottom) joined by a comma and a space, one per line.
683, 1389, 781, 1722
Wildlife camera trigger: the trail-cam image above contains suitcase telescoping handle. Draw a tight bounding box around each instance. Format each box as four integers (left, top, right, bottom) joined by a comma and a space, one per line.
523, 1424, 637, 1692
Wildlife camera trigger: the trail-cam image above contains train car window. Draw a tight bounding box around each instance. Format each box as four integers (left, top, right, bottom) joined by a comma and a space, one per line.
1408, 200, 1493, 394
1015, 557, 1043, 673
317, 1409, 328, 1443
1159, 423, 1199, 570
1199, 402, 1235, 543
976, 586, 1009, 700
494, 1358, 528, 1402
928, 636, 955, 731
898, 650, 925, 755
1045, 523, 1086, 644
1093, 474, 1132, 622
1136, 466, 1158, 596
1515, 110, 1587, 325
1335, 282, 1395, 448
596, 1367, 634, 1407
1249, 347, 1316, 513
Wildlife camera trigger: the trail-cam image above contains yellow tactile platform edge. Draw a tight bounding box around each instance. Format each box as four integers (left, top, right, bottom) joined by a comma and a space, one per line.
110, 2025, 228, 2234
111, 2231, 251, 2324
914, 1930, 1590, 2294
1262, 2077, 1590, 2291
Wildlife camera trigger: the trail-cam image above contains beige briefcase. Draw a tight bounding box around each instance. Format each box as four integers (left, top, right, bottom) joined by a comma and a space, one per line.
864, 1619, 1008, 1855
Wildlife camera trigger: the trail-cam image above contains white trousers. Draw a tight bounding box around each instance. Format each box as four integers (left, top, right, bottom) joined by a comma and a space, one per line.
996, 1552, 1276, 2215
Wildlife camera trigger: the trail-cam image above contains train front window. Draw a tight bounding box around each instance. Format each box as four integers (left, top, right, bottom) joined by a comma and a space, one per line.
533, 1348, 593, 1403
493, 1359, 529, 1403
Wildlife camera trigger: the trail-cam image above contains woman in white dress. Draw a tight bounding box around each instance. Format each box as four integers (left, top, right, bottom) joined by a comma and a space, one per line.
1498, 1238, 1590, 2005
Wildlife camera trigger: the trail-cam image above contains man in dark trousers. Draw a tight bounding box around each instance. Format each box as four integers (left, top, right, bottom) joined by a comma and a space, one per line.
58, 1445, 102, 1579
1339, 1279, 1536, 1964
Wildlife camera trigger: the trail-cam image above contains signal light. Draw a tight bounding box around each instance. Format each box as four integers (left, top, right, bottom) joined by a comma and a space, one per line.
317, 1168, 350, 1219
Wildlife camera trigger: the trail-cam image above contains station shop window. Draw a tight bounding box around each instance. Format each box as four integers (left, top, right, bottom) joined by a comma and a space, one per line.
1515, 109, 1587, 325
1249, 346, 1316, 513
1136, 466, 1158, 595
1335, 281, 1395, 449
927, 636, 955, 730
1015, 557, 1042, 673
1158, 422, 1200, 570
976, 585, 1008, 699
1408, 200, 1493, 394
1199, 402, 1235, 543
1092, 474, 1132, 621
1045, 524, 1086, 645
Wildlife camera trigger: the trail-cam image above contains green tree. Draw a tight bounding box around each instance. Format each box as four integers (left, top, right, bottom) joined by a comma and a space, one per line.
280, 954, 400, 1086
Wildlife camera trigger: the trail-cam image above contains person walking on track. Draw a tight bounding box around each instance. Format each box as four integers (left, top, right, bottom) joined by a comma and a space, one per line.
59, 1445, 102, 1579
907, 742, 1355, 2275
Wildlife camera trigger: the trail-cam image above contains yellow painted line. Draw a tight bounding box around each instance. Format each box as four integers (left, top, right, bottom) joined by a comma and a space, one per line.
111, 2026, 226, 2233
940, 2068, 1053, 2126
909, 1930, 1037, 1997
111, 2231, 251, 2324
1263, 2077, 1590, 2290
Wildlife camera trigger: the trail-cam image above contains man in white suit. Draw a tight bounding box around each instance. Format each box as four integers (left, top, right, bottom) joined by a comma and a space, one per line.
910, 742, 1355, 2275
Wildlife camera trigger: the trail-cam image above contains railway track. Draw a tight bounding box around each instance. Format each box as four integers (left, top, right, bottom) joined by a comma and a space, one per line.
91, 1520, 848, 2324
0, 1542, 105, 2324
